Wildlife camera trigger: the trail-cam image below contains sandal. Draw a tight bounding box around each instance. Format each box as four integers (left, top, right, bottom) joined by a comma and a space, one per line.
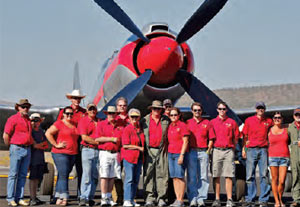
274, 204, 281, 207
56, 198, 63, 205
61, 199, 67, 206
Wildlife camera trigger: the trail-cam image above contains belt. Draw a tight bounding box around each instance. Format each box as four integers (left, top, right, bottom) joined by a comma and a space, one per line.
100, 149, 117, 153
191, 147, 208, 152
149, 146, 160, 149
248, 146, 267, 149
14, 144, 31, 148
82, 145, 97, 149
215, 147, 232, 151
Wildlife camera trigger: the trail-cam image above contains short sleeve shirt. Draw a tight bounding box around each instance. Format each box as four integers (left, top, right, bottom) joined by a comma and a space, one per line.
148, 115, 163, 148
187, 118, 210, 149
242, 115, 272, 147
121, 124, 145, 164
31, 128, 46, 165
115, 114, 130, 128
78, 116, 99, 148
4, 112, 33, 145
96, 119, 122, 151
167, 120, 190, 154
209, 116, 240, 148
51, 120, 79, 155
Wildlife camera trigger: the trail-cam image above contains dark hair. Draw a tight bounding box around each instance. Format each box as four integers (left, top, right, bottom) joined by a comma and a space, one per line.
217, 101, 228, 108
170, 107, 181, 114
116, 97, 128, 106
273, 111, 283, 118
63, 106, 73, 114
191, 102, 203, 110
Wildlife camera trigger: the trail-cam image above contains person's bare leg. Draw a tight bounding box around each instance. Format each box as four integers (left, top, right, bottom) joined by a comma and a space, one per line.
175, 178, 186, 201
270, 166, 280, 206
173, 178, 179, 201
108, 178, 115, 193
213, 177, 221, 200
101, 178, 109, 193
225, 177, 233, 200
278, 166, 288, 206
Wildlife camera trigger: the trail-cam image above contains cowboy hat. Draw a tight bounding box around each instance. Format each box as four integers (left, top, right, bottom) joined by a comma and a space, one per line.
15, 99, 32, 111
148, 100, 164, 109
66, 89, 86, 99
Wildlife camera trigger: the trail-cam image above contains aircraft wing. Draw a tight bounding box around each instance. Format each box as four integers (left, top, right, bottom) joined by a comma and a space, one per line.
0, 103, 61, 150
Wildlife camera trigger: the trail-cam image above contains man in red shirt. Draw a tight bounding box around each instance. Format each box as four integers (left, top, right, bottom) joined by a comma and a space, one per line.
242, 102, 272, 207
163, 99, 173, 118
3, 99, 33, 206
57, 89, 87, 201
141, 100, 170, 207
95, 106, 122, 206
186, 102, 213, 207
209, 101, 239, 207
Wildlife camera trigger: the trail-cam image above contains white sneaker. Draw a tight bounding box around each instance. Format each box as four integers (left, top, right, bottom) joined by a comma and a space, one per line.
101, 198, 109, 206
133, 201, 141, 207
109, 198, 118, 206
123, 200, 134, 207
18, 199, 30, 206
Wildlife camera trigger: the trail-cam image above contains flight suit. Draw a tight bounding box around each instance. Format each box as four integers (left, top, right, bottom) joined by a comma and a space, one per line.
288, 122, 300, 204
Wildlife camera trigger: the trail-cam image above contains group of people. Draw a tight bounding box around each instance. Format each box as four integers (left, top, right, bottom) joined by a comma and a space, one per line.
3, 90, 300, 207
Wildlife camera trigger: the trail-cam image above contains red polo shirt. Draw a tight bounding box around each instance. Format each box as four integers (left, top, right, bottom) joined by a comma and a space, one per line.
96, 119, 122, 151
78, 116, 99, 148
121, 124, 145, 164
57, 105, 86, 126
149, 115, 163, 148
167, 120, 190, 154
209, 116, 240, 148
242, 115, 273, 147
4, 112, 33, 145
115, 114, 130, 128
187, 118, 210, 149
51, 120, 79, 155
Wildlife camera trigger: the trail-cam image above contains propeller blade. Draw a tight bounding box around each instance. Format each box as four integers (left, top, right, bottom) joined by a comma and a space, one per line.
176, 0, 228, 44
73, 61, 81, 90
177, 69, 242, 125
97, 70, 153, 119
93, 0, 150, 43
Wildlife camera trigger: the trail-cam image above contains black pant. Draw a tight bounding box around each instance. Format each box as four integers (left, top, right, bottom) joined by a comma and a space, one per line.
76, 138, 83, 198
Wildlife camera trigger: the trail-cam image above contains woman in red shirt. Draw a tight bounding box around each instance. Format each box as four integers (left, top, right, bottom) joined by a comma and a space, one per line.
121, 108, 145, 207
46, 106, 79, 206
268, 112, 290, 207
167, 107, 189, 207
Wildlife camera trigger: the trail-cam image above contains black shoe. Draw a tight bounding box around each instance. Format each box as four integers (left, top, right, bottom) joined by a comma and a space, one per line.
30, 199, 38, 206
88, 200, 95, 206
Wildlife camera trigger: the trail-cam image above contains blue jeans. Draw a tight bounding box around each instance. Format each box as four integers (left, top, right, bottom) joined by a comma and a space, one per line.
246, 148, 270, 202
52, 153, 76, 199
123, 159, 142, 202
7, 145, 31, 202
80, 148, 99, 201
187, 150, 209, 203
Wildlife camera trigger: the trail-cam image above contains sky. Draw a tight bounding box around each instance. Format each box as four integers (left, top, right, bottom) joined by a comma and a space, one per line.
0, 0, 299, 106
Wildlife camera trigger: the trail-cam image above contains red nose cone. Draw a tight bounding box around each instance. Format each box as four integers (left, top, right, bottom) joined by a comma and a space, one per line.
137, 36, 184, 85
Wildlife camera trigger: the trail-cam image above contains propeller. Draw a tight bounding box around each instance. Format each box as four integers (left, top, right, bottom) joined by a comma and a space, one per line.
73, 61, 81, 90
97, 70, 153, 119
176, 0, 228, 44
93, 0, 150, 43
177, 69, 242, 125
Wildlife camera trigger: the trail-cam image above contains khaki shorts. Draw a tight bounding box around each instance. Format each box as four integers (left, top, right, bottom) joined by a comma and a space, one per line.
99, 150, 121, 179
212, 148, 235, 178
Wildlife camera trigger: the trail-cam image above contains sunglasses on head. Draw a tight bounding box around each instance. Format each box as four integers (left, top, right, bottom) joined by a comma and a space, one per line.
218, 108, 226, 111
20, 105, 30, 109
64, 112, 73, 116
170, 114, 179, 117
193, 109, 202, 112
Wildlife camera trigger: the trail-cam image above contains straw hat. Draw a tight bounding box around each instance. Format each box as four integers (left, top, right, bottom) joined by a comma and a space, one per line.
148, 100, 164, 109
103, 106, 118, 114
87, 103, 97, 110
128, 108, 141, 117
66, 89, 86, 99
15, 99, 32, 111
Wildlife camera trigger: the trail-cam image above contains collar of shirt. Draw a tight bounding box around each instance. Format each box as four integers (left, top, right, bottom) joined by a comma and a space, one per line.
217, 115, 228, 122
150, 113, 161, 124
193, 117, 203, 124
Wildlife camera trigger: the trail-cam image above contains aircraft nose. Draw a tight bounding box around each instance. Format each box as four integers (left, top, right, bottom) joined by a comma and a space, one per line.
137, 36, 184, 85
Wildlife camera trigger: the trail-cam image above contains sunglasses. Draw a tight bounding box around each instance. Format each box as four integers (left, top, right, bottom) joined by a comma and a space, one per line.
31, 119, 40, 123
71, 97, 82, 100
164, 105, 172, 108
107, 112, 116, 115
294, 113, 300, 117
256, 107, 265, 110
20, 105, 30, 109
64, 112, 74, 116
170, 114, 179, 117
193, 109, 202, 112
152, 107, 162, 111
130, 116, 139, 119
218, 108, 226, 111
88, 107, 97, 111
273, 116, 282, 120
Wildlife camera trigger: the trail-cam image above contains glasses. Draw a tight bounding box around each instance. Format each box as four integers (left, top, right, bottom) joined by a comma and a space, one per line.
20, 105, 30, 109
273, 116, 282, 120
295, 113, 300, 117
130, 116, 139, 119
64, 112, 74, 116
152, 108, 162, 111
107, 112, 116, 115
31, 119, 40, 123
118, 105, 127, 107
164, 105, 172, 108
88, 107, 97, 111
170, 114, 179, 117
71, 97, 82, 100
193, 109, 202, 112
218, 108, 226, 111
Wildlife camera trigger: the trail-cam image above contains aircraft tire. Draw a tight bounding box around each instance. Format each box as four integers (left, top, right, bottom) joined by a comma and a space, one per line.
39, 162, 54, 195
